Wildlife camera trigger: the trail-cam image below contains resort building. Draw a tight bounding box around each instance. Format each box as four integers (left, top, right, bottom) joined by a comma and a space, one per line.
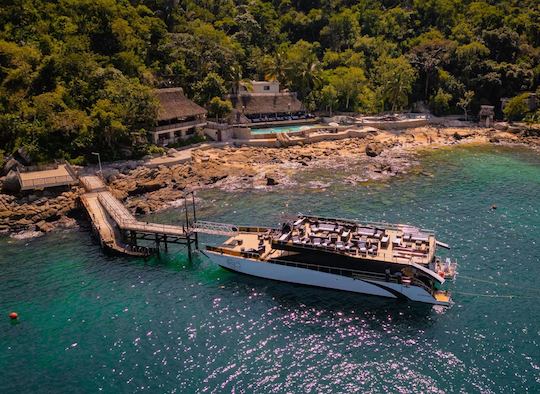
239, 80, 280, 94
227, 80, 308, 124
152, 88, 207, 145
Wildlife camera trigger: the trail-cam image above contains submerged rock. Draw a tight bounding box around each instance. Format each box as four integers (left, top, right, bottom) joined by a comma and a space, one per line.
10, 230, 43, 240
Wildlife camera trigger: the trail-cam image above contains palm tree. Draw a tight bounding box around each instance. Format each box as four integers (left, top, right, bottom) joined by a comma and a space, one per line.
262, 50, 288, 84
229, 65, 253, 95
297, 57, 322, 99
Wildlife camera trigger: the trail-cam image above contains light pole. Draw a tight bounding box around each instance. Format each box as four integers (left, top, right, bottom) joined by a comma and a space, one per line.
91, 152, 102, 178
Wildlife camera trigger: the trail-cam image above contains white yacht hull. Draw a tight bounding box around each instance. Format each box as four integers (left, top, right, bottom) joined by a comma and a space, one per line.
206, 252, 448, 306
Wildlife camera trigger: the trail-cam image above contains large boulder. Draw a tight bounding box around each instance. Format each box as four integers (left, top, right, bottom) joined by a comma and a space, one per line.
14, 147, 32, 166
365, 143, 384, 157
102, 168, 120, 183
2, 170, 21, 193
2, 158, 22, 176
130, 180, 164, 195
167, 148, 178, 157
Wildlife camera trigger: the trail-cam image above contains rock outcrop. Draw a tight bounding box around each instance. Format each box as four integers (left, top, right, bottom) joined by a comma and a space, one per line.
365, 143, 384, 157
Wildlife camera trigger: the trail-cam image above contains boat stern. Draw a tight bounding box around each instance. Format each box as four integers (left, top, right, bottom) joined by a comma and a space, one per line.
433, 290, 453, 306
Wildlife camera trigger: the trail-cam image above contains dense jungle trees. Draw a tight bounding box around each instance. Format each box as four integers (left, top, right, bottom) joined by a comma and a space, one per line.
1, 0, 539, 162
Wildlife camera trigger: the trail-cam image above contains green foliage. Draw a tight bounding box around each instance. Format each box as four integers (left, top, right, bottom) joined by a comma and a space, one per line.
0, 0, 539, 161
147, 145, 166, 155
375, 56, 417, 111
324, 67, 367, 111
166, 135, 206, 149
193, 72, 227, 106
207, 97, 233, 121
69, 156, 87, 166
503, 93, 530, 121
431, 89, 453, 116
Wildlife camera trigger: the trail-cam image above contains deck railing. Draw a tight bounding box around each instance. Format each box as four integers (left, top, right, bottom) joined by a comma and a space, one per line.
155, 120, 207, 132
297, 214, 436, 235
97, 192, 192, 236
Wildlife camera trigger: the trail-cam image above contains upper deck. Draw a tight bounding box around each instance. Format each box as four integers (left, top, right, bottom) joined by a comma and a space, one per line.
273, 215, 437, 265
211, 215, 438, 267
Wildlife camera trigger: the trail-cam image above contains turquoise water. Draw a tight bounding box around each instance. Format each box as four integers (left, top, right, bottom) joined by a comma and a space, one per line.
1, 145, 540, 392
251, 124, 317, 134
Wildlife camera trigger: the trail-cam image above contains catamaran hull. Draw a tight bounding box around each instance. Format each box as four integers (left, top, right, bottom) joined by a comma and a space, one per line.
206, 252, 448, 306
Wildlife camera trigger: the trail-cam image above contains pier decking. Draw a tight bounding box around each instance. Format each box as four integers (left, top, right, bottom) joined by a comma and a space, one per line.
80, 176, 195, 257
80, 175, 238, 257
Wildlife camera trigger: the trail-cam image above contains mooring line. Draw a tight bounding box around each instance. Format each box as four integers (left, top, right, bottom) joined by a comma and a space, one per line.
453, 291, 536, 299
458, 275, 540, 294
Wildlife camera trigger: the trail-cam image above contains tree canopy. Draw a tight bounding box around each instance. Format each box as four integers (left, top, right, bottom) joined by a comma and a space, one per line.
1, 0, 539, 161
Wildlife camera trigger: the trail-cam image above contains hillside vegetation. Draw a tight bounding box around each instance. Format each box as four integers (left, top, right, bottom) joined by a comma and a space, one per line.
1, 0, 539, 162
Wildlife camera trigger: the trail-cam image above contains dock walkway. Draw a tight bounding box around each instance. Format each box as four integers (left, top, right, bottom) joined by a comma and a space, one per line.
79, 175, 236, 257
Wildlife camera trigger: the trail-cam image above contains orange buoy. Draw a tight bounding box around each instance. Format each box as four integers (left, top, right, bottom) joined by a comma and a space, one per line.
9, 312, 18, 320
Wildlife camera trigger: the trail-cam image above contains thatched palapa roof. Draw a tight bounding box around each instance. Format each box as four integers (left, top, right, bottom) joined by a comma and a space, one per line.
228, 93, 304, 115
155, 88, 207, 121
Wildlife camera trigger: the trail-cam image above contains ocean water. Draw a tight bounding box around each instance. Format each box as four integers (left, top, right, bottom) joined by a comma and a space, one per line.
1, 145, 539, 393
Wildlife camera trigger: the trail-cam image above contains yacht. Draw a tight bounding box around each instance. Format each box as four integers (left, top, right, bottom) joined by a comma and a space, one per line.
204, 215, 457, 306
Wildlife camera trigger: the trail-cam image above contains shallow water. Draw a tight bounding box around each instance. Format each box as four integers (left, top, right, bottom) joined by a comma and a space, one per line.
1, 145, 539, 393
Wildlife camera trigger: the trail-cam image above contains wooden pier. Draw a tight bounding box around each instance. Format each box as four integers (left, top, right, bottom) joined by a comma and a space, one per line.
80, 175, 233, 258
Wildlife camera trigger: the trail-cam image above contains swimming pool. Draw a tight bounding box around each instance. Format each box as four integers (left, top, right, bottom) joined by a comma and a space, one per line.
251, 124, 320, 134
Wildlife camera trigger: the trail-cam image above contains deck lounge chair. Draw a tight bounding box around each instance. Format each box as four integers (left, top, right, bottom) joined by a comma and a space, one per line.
358, 227, 375, 236
278, 233, 290, 242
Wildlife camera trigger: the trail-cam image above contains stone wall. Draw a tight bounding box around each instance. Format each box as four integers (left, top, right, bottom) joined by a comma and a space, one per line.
357, 118, 428, 130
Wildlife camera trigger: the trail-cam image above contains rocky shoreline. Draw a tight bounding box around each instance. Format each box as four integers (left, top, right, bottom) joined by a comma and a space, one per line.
1, 126, 539, 238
